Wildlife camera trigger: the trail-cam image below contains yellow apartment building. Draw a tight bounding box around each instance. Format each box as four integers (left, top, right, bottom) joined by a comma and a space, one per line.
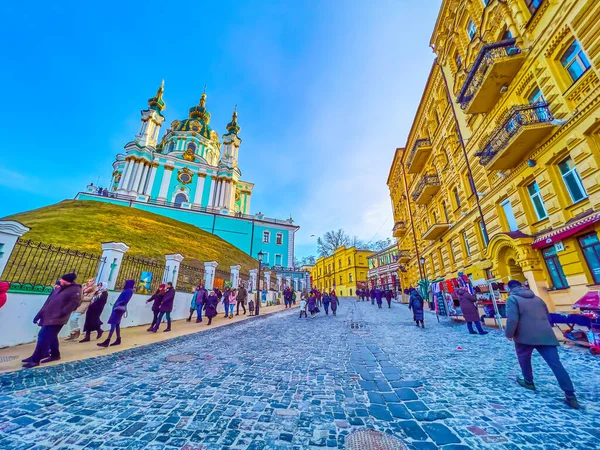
311, 246, 372, 297
388, 0, 600, 311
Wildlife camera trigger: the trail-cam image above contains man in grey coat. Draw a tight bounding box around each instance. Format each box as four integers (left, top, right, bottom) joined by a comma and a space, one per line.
505, 279, 578, 409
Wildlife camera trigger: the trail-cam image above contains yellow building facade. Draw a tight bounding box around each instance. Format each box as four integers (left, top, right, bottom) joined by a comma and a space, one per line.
388, 0, 600, 311
311, 246, 373, 297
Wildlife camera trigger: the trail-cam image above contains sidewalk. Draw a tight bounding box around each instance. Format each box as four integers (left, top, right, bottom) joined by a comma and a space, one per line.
0, 304, 292, 374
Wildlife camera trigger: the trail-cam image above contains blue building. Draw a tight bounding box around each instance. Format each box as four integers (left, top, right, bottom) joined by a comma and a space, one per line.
78, 82, 298, 266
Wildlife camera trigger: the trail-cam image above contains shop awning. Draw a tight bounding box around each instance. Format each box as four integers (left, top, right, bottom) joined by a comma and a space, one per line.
531, 211, 600, 249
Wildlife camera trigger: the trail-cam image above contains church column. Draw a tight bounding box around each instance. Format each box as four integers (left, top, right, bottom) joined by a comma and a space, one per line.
144, 163, 159, 195
207, 176, 217, 207
117, 158, 135, 192
129, 160, 145, 193
221, 180, 230, 209
229, 182, 237, 210
193, 173, 206, 206
134, 162, 149, 193
158, 165, 174, 201
213, 178, 222, 207
245, 192, 251, 214
126, 160, 140, 191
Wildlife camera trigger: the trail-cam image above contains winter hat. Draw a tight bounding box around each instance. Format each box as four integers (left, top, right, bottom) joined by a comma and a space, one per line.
507, 279, 523, 290
61, 273, 77, 283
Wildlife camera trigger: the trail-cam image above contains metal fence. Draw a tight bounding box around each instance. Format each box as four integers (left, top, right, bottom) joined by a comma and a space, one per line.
177, 263, 205, 293
1, 239, 106, 293
115, 254, 165, 295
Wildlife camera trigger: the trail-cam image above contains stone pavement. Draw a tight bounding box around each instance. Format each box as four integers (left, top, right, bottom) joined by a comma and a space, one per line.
0, 298, 599, 450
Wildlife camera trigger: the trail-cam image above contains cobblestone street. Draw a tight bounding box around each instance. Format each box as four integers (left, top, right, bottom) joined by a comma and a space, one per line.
1, 299, 599, 450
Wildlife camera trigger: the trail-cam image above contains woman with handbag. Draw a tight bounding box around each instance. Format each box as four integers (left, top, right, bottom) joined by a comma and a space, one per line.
80, 282, 108, 342
98, 279, 134, 347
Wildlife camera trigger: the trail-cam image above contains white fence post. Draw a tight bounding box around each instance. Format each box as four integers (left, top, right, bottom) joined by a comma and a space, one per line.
99, 242, 130, 290
230, 264, 241, 288
0, 221, 30, 278
249, 269, 258, 292
164, 254, 184, 287
204, 261, 218, 290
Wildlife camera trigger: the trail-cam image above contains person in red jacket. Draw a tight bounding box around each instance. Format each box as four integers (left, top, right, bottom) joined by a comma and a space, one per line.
0, 281, 8, 310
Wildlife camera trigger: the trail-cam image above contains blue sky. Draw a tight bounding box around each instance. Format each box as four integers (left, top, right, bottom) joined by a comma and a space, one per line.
0, 0, 441, 258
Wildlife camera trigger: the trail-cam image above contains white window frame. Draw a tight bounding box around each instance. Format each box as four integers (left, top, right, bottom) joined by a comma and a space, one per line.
466, 19, 477, 41
262, 252, 269, 264
527, 181, 548, 221
274, 254, 282, 266
463, 231, 472, 256
500, 199, 519, 232
559, 157, 587, 203
262, 231, 270, 244
276, 232, 283, 245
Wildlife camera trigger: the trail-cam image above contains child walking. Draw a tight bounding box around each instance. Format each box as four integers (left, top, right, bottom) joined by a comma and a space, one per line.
299, 296, 307, 318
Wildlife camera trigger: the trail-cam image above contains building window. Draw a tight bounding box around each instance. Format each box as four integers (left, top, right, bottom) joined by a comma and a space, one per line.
442, 201, 449, 222
187, 142, 196, 152
466, 19, 477, 41
438, 249, 444, 270
262, 231, 270, 244
338, 259, 342, 269
455, 51, 462, 70
168, 141, 175, 152
349, 272, 354, 282
348, 256, 351, 265
527, 181, 548, 220
276, 233, 283, 245
174, 193, 187, 207
559, 157, 587, 203
463, 231, 472, 256
500, 199, 519, 232
453, 187, 461, 209
579, 233, 600, 284
262, 252, 269, 265
528, 86, 544, 104
275, 254, 282, 266
542, 246, 568, 289
525, 0, 544, 15
479, 220, 489, 246
481, 0, 489, 5
339, 275, 343, 284
560, 40, 590, 82
448, 240, 455, 265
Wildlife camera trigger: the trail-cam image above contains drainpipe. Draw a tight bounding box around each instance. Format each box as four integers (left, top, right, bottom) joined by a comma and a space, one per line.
434, 56, 489, 240
399, 152, 424, 282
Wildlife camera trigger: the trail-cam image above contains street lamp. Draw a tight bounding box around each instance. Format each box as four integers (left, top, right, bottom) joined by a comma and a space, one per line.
256, 250, 264, 316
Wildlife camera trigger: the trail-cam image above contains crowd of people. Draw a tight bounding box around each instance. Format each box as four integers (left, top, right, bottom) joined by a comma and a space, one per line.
356, 287, 396, 308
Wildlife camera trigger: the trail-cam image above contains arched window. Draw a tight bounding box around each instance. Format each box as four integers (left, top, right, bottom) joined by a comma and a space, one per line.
187, 142, 197, 153
168, 141, 175, 153
174, 193, 187, 207
453, 187, 461, 208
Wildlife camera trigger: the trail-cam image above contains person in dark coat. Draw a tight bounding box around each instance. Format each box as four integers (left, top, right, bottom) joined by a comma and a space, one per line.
194, 284, 208, 322
322, 291, 331, 315
283, 287, 293, 308
98, 279, 134, 347
505, 280, 578, 409
152, 282, 175, 332
80, 282, 108, 342
375, 288, 383, 308
456, 287, 488, 335
384, 289, 393, 308
146, 284, 166, 330
307, 293, 318, 318
370, 288, 376, 305
236, 284, 247, 315
330, 292, 339, 316
408, 288, 425, 328
23, 273, 82, 368
204, 290, 219, 325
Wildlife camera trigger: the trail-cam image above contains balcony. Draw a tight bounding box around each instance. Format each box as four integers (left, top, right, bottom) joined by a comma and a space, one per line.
398, 250, 411, 263
422, 223, 451, 240
476, 102, 555, 170
392, 221, 407, 237
458, 38, 526, 114
412, 175, 441, 204
406, 138, 433, 174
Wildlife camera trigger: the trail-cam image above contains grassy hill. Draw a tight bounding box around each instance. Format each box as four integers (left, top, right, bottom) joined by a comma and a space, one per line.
2, 200, 257, 272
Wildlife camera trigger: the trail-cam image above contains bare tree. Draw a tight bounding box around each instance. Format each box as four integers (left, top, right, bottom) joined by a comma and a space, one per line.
317, 229, 350, 256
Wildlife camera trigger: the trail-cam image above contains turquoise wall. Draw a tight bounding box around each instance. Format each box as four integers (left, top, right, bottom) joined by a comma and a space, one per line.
151, 165, 165, 199
252, 224, 289, 267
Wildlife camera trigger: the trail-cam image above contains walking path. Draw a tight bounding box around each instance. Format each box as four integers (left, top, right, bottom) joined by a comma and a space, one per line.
0, 304, 289, 374
0, 298, 599, 449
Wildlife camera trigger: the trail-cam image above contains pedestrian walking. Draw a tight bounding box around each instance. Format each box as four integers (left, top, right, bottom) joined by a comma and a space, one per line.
22, 273, 82, 368
187, 285, 201, 322
236, 284, 247, 315
283, 287, 292, 308
204, 290, 219, 325
330, 292, 339, 316
322, 291, 331, 315
225, 288, 237, 318
375, 288, 383, 309
146, 284, 165, 330
292, 288, 297, 305
316, 289, 322, 308
65, 278, 96, 341
307, 293, 318, 319
384, 289, 393, 308
370, 288, 376, 305
98, 279, 134, 347
248, 296, 255, 316
408, 288, 425, 328
194, 284, 208, 322
299, 294, 307, 318
505, 280, 578, 409
152, 282, 175, 332
80, 282, 108, 342
456, 287, 488, 335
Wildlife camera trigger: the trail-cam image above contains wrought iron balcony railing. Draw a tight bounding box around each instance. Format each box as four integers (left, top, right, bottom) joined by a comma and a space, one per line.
476, 102, 554, 167
411, 175, 441, 202
406, 138, 432, 170
457, 38, 523, 110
